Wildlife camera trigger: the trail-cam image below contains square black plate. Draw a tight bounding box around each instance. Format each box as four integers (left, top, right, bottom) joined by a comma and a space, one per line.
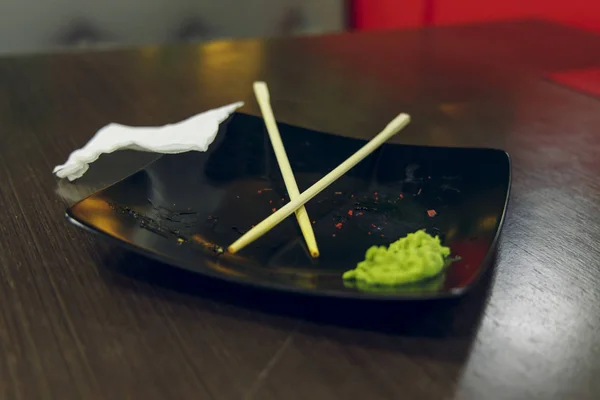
66, 112, 510, 300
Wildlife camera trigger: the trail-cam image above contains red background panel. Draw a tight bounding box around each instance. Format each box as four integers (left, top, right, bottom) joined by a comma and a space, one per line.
351, 0, 600, 33
352, 0, 426, 30
532, 1, 600, 32
433, 0, 526, 25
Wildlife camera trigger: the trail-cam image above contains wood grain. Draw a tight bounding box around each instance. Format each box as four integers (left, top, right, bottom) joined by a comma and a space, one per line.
0, 19, 599, 399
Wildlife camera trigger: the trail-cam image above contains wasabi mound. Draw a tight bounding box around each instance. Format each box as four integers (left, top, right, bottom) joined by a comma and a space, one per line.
343, 230, 451, 286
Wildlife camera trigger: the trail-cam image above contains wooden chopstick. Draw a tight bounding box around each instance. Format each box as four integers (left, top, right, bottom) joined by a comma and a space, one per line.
253, 81, 320, 258
228, 112, 411, 255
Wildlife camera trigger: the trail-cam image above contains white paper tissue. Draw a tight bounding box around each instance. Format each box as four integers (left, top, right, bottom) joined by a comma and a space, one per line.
53, 102, 244, 181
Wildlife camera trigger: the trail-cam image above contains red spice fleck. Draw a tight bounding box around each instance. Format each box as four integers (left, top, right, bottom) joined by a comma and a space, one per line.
358, 212, 364, 216
374, 192, 378, 196
399, 193, 404, 199
272, 208, 277, 212
417, 188, 422, 195
335, 192, 342, 195
427, 209, 437, 217
269, 200, 273, 204
257, 190, 262, 194
371, 224, 377, 228
335, 223, 343, 230
347, 210, 353, 216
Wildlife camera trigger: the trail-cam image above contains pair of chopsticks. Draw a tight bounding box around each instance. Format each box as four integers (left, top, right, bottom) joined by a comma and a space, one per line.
228, 82, 411, 256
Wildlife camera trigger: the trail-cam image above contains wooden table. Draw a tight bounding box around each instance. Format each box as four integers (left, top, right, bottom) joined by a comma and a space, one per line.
1, 19, 599, 399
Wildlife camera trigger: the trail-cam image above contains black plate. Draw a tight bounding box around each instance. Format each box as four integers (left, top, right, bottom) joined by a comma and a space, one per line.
66, 112, 510, 300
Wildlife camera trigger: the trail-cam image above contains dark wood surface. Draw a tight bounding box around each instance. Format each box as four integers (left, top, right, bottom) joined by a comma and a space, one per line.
1, 19, 599, 399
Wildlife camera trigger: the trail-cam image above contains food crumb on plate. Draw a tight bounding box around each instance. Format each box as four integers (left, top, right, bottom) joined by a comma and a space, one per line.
347, 210, 353, 216
427, 209, 437, 217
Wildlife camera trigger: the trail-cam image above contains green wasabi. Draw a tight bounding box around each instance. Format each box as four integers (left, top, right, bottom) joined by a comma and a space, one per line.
342, 230, 451, 286
343, 273, 444, 294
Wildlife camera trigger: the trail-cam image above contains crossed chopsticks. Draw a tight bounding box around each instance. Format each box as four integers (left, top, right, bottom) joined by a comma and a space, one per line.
227, 82, 410, 257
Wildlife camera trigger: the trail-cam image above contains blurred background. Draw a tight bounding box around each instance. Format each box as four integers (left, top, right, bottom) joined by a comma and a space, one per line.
0, 0, 345, 55
1, 0, 599, 55
352, 0, 600, 33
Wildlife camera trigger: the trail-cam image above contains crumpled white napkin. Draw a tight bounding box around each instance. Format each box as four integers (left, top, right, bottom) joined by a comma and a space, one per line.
53, 102, 244, 181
